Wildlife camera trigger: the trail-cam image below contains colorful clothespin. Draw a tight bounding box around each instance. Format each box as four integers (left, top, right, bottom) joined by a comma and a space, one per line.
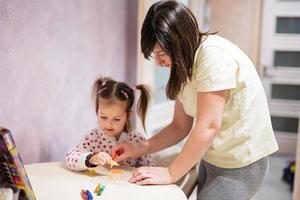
96, 185, 106, 196
93, 183, 102, 193
85, 190, 93, 200
80, 189, 88, 200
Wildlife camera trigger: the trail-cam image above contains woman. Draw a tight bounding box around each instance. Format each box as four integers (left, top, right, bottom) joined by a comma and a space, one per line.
112, 1, 278, 199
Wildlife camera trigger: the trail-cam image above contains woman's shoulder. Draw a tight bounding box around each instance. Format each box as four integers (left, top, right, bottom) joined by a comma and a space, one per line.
194, 35, 237, 63
198, 35, 231, 50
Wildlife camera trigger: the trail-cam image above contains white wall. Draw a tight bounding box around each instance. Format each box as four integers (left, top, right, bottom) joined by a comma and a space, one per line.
208, 0, 261, 65
0, 0, 137, 163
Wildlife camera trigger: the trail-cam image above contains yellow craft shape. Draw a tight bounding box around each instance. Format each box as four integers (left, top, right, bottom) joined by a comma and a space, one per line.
109, 168, 124, 174
108, 160, 119, 168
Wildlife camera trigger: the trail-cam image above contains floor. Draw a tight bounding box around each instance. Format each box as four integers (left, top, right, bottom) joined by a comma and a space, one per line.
188, 155, 294, 200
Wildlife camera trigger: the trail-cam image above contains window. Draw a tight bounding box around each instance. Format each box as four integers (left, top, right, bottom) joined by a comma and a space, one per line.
276, 17, 300, 34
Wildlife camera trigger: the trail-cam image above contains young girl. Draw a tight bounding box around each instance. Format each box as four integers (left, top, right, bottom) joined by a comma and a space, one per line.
65, 77, 154, 171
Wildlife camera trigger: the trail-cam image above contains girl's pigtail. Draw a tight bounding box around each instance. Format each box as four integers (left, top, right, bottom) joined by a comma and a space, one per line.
135, 85, 151, 131
92, 77, 111, 114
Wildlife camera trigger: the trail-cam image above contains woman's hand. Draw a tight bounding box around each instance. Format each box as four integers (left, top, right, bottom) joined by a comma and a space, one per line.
89, 152, 112, 166
129, 167, 173, 185
111, 142, 140, 162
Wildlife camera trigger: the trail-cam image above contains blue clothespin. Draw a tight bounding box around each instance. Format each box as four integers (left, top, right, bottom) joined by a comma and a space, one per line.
85, 189, 93, 200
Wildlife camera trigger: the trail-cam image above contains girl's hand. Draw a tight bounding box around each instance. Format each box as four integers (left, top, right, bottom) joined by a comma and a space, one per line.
111, 142, 139, 162
89, 152, 112, 166
129, 167, 173, 185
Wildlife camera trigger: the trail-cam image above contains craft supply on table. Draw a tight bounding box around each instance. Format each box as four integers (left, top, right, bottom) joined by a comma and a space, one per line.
93, 165, 126, 176
93, 184, 102, 193
80, 189, 94, 200
94, 184, 105, 196
85, 189, 93, 199
108, 160, 119, 168
87, 169, 96, 176
80, 189, 88, 200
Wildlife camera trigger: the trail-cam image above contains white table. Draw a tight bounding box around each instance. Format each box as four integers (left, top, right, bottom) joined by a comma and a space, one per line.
25, 162, 187, 200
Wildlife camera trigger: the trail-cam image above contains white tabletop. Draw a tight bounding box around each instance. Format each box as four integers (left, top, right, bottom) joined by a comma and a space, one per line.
25, 161, 187, 200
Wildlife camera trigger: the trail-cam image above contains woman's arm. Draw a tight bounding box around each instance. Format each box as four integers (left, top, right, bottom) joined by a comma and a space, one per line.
130, 90, 228, 184
112, 100, 193, 162
169, 90, 227, 181
144, 99, 194, 154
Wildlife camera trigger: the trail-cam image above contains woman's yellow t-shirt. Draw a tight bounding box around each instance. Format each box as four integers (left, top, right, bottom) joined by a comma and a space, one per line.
178, 35, 278, 168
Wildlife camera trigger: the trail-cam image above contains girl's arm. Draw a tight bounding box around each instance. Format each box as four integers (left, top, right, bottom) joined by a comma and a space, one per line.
130, 90, 227, 184
113, 100, 194, 162
65, 129, 99, 171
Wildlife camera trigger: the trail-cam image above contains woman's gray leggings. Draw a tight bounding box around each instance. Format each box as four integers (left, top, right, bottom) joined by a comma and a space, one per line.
197, 157, 269, 200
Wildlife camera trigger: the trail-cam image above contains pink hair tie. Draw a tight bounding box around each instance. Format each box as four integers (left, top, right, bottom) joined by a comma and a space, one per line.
120, 90, 128, 98
132, 87, 138, 93
98, 87, 106, 94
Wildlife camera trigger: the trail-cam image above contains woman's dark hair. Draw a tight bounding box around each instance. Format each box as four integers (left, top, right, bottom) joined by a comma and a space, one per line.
92, 77, 150, 132
141, 0, 209, 100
